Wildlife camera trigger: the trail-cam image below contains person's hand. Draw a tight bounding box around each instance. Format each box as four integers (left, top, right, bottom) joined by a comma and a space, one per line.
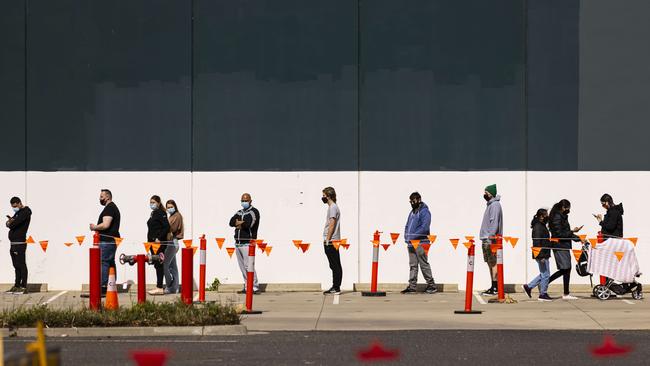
572, 225, 583, 232
89, 223, 96, 231
593, 214, 603, 223
235, 219, 244, 226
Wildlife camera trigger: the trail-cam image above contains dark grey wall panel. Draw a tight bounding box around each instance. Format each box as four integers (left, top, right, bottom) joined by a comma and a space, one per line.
360, 0, 526, 170
193, 0, 358, 171
578, 0, 650, 170
26, 0, 191, 171
526, 0, 579, 171
0, 0, 26, 170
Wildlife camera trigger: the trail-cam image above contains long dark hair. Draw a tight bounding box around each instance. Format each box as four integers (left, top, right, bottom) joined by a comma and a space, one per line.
150, 195, 164, 212
600, 193, 614, 206
549, 199, 571, 219
531, 208, 548, 228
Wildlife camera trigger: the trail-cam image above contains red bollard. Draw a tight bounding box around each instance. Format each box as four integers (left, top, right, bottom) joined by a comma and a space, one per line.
242, 242, 262, 314
137, 254, 146, 304
93, 231, 100, 247
362, 230, 386, 297
455, 242, 482, 314
89, 246, 101, 311
597, 232, 606, 285
181, 247, 193, 305
198, 235, 207, 303
496, 235, 505, 301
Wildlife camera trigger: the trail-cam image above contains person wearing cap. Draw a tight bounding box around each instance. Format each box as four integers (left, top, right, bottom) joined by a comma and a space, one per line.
479, 184, 503, 296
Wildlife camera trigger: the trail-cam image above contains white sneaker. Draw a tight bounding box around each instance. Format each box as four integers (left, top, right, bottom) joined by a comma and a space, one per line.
562, 294, 578, 300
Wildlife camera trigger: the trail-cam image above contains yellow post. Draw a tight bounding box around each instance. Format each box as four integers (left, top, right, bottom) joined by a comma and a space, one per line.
25, 321, 47, 366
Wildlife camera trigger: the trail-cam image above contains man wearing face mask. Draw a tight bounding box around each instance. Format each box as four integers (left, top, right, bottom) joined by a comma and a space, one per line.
594, 193, 623, 239
89, 189, 121, 294
5, 197, 32, 294
401, 192, 437, 294
322, 187, 342, 295
229, 193, 260, 294
479, 184, 503, 296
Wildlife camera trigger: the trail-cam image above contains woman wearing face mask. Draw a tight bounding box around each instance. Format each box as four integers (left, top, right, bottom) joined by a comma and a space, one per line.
147, 195, 170, 295
522, 209, 553, 301
164, 200, 183, 294
547, 199, 585, 300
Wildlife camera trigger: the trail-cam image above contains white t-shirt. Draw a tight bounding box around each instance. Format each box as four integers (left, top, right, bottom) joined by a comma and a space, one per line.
323, 203, 341, 241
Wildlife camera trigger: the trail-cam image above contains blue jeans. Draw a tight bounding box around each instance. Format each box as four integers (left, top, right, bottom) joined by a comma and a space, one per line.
527, 258, 550, 295
100, 242, 117, 288
164, 239, 179, 293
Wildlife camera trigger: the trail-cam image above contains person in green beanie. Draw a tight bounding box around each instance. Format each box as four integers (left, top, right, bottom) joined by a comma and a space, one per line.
479, 184, 503, 296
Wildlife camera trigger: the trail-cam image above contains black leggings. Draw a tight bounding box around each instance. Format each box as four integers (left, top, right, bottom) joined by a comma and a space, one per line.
548, 268, 571, 295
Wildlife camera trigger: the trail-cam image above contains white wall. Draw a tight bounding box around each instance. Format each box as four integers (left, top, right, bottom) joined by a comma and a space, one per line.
0, 171, 646, 290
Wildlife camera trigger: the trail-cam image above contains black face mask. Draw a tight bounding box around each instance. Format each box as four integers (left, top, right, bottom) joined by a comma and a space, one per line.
100, 199, 107, 206
321, 197, 328, 204
540, 216, 548, 224
483, 194, 491, 202
565, 209, 570, 215
411, 202, 420, 210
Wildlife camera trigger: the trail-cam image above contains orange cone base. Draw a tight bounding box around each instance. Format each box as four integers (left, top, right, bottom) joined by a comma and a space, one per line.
454, 310, 483, 314
361, 291, 386, 297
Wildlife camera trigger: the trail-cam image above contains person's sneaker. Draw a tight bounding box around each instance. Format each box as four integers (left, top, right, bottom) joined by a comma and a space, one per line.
323, 287, 341, 295
521, 284, 532, 298
237, 289, 246, 294
538, 293, 553, 302
425, 285, 438, 294
400, 287, 417, 294
148, 288, 164, 296
562, 294, 578, 300
481, 288, 498, 296
12, 287, 27, 295
163, 288, 178, 295
5, 286, 17, 294
253, 290, 261, 295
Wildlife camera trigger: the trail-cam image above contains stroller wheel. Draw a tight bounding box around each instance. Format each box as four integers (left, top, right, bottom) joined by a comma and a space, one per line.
632, 285, 643, 300
594, 285, 610, 300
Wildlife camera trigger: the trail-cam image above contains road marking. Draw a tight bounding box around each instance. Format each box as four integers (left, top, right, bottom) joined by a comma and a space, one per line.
623, 300, 635, 305
44, 291, 68, 305
333, 294, 339, 305
7, 339, 239, 344
474, 292, 487, 305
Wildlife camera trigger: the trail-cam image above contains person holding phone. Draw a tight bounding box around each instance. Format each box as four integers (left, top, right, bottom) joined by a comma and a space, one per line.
593, 193, 623, 239
5, 197, 32, 295
547, 199, 585, 300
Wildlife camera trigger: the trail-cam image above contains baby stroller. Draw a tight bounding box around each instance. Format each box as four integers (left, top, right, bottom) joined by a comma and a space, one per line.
575, 238, 642, 301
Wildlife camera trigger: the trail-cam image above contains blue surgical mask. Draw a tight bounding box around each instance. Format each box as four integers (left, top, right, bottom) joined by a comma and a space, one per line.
241, 201, 250, 209
167, 207, 175, 215
150, 203, 157, 210
12, 207, 19, 213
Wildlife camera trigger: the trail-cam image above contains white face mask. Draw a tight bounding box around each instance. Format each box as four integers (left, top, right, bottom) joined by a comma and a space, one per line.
150, 203, 157, 210
167, 207, 175, 215
12, 207, 19, 213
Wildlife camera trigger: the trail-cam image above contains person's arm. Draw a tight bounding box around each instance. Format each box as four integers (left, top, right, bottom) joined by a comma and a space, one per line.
229, 214, 239, 227
325, 217, 337, 243
485, 205, 500, 238
412, 208, 431, 239
92, 216, 113, 231
6, 210, 29, 229
599, 211, 618, 234
240, 211, 254, 230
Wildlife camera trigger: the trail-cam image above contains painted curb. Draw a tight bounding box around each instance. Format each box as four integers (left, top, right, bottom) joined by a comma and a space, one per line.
1, 325, 247, 338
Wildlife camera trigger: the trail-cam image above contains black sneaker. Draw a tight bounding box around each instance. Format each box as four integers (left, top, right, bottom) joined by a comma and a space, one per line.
425, 285, 438, 294
400, 287, 417, 294
481, 288, 497, 296
237, 289, 246, 294
538, 293, 553, 302
5, 286, 17, 294
323, 287, 341, 295
12, 287, 27, 295
521, 284, 532, 298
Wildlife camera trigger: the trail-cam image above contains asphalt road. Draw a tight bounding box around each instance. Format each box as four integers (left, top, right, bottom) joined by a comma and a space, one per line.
3, 330, 650, 365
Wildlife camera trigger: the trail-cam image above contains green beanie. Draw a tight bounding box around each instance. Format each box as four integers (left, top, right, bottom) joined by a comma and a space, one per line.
485, 184, 497, 197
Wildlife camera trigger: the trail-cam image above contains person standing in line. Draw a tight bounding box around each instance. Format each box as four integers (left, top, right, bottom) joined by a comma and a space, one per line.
164, 199, 183, 294
547, 199, 585, 300
147, 195, 170, 296
594, 193, 623, 239
229, 193, 260, 295
89, 189, 121, 294
400, 192, 437, 294
479, 184, 503, 296
5, 197, 32, 295
322, 187, 342, 295
522, 208, 553, 301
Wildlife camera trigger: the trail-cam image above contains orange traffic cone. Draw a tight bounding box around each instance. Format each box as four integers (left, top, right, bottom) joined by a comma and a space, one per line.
104, 267, 119, 310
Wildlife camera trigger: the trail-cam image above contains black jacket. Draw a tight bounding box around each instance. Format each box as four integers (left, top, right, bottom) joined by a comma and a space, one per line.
6, 207, 32, 243
147, 208, 170, 253
229, 206, 260, 243
531, 220, 551, 260
600, 203, 623, 239
549, 212, 580, 250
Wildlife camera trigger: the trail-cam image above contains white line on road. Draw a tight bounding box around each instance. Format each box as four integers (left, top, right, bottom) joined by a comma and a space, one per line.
623, 300, 635, 305
44, 291, 68, 305
474, 292, 487, 305
333, 294, 339, 305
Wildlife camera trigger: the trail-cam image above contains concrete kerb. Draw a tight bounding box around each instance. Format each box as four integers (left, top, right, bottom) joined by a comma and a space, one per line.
1, 325, 247, 338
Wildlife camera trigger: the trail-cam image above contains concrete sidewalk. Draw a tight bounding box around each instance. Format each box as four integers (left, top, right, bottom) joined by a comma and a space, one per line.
1, 290, 648, 331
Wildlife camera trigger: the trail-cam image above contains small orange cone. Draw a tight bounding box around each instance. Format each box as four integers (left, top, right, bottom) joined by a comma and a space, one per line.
490, 244, 498, 254
226, 247, 235, 258
292, 240, 302, 249
257, 242, 268, 252
299, 243, 310, 253
588, 238, 598, 248
341, 243, 350, 250
421, 243, 431, 255
332, 241, 341, 250
64, 242, 74, 247
627, 237, 638, 246
410, 240, 420, 250
381, 244, 390, 251
465, 236, 474, 241
183, 239, 193, 248
143, 242, 152, 252
532, 247, 541, 258
614, 251, 624, 261
265, 246, 272, 256
39, 240, 48, 253
509, 237, 519, 248
578, 234, 587, 242
26, 236, 35, 244
463, 241, 472, 249
390, 233, 400, 244
192, 246, 198, 256
215, 238, 225, 249
104, 267, 119, 310
450, 238, 459, 249
76, 236, 85, 245
115, 237, 123, 248
572, 249, 582, 262
427, 235, 437, 244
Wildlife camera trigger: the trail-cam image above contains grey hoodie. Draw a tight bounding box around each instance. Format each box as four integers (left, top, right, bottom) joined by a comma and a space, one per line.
479, 195, 503, 241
